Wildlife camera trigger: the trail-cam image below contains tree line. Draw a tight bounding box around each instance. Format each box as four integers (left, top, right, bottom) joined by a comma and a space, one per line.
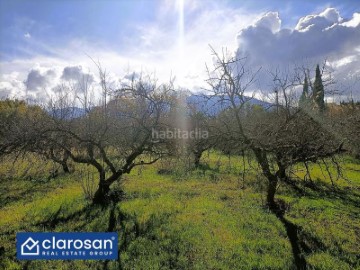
0, 50, 359, 207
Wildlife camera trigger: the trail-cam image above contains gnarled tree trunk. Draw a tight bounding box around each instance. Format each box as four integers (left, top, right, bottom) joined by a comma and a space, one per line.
92, 170, 110, 204
253, 148, 278, 209
266, 177, 278, 210
92, 167, 127, 204
61, 161, 70, 173
93, 182, 111, 204
194, 151, 202, 168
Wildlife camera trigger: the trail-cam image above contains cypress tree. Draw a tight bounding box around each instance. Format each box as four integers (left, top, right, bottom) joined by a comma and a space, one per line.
313, 64, 325, 111
299, 75, 309, 108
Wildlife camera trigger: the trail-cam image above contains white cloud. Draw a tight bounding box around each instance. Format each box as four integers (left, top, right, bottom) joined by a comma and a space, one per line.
0, 72, 26, 99
0, 81, 14, 99
295, 8, 342, 32
24, 32, 31, 39
341, 12, 360, 28
254, 12, 281, 33
237, 8, 360, 64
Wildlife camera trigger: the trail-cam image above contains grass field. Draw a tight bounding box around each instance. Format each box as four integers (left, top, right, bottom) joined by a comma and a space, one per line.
0, 152, 359, 269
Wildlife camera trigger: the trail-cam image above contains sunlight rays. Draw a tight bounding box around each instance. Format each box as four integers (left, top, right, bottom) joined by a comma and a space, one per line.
176, 0, 185, 86
175, 0, 189, 151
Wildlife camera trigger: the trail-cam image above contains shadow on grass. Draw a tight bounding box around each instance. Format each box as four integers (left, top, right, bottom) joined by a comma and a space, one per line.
270, 199, 308, 270
283, 177, 360, 210
33, 204, 95, 230
278, 177, 360, 268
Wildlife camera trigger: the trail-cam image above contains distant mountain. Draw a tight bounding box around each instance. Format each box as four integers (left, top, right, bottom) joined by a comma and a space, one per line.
50, 107, 87, 119
186, 94, 273, 115
49, 95, 272, 120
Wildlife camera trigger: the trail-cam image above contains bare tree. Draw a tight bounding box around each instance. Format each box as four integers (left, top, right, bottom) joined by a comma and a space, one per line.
188, 110, 213, 168
39, 71, 174, 204
206, 47, 344, 209
0, 99, 49, 160
333, 101, 360, 159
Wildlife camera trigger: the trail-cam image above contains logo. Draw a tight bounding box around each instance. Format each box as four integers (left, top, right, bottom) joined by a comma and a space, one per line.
17, 232, 118, 260
20, 237, 39, 256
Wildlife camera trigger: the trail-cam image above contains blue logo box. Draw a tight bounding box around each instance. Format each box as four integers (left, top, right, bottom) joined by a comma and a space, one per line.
17, 232, 118, 260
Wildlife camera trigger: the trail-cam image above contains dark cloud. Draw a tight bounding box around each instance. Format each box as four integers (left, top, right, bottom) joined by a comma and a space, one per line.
61, 65, 94, 83
123, 71, 141, 81
24, 68, 56, 92
25, 69, 47, 91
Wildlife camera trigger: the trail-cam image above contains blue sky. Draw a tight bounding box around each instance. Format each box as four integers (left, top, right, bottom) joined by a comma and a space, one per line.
1, 0, 159, 59
0, 0, 359, 101
0, 0, 357, 59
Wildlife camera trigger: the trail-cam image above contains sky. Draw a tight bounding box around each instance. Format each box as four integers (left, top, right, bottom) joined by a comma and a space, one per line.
0, 0, 359, 102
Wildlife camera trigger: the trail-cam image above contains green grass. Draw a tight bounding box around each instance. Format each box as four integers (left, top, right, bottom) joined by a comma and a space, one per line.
0, 152, 359, 269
